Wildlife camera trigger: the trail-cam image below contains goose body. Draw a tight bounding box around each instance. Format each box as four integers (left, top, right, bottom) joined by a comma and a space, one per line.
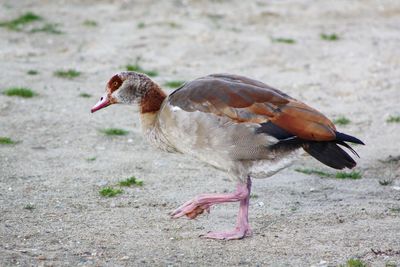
91, 72, 364, 240
153, 93, 299, 180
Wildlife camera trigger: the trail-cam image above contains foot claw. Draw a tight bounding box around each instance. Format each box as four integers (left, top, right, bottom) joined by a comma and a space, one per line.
170, 200, 210, 219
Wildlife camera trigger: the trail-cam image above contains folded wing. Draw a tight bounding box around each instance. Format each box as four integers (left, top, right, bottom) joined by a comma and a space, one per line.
168, 74, 336, 141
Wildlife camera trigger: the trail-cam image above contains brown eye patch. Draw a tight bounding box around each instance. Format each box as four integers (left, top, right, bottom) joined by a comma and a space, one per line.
107, 75, 123, 93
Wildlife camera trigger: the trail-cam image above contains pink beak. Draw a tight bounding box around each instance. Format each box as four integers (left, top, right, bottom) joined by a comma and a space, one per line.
91, 94, 111, 113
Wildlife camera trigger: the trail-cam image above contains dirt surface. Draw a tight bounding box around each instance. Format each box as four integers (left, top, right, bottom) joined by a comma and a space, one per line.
1, 0, 400, 266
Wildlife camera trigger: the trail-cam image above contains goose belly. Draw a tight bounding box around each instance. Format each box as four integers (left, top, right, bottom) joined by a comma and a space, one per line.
246, 150, 300, 178
156, 103, 296, 177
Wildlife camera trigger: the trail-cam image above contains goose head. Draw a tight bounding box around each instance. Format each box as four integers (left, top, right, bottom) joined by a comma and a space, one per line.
91, 71, 153, 113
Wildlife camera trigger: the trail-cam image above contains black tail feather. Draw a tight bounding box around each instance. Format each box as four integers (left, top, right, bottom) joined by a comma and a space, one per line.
335, 132, 365, 145
267, 127, 364, 170
336, 140, 360, 158
302, 132, 363, 169
302, 142, 357, 169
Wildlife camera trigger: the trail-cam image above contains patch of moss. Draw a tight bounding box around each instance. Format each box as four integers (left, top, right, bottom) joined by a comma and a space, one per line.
3, 87, 36, 98
27, 70, 39, 75
0, 12, 42, 31
83, 20, 97, 27
99, 187, 123, 197
167, 21, 180, 28
335, 171, 362, 179
390, 207, 400, 213
379, 179, 392, 186
54, 69, 81, 79
296, 168, 362, 180
345, 258, 366, 267
387, 115, 400, 123
320, 33, 339, 41
333, 116, 351, 126
0, 137, 17, 145
137, 22, 145, 28
100, 128, 129, 136
24, 204, 35, 210
385, 261, 397, 267
79, 92, 92, 98
272, 37, 296, 44
86, 157, 96, 162
118, 176, 143, 187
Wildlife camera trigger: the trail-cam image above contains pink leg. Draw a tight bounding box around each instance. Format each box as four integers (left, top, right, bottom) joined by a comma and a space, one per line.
170, 177, 252, 240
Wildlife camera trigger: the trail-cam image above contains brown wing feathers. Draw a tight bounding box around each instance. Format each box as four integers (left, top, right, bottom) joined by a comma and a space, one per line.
169, 74, 336, 141
271, 101, 336, 141
168, 74, 364, 170
172, 77, 289, 109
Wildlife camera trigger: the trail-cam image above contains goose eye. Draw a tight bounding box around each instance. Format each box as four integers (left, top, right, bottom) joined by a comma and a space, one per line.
113, 81, 119, 87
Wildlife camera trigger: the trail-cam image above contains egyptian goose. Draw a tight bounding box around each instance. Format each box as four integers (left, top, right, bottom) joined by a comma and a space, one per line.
91, 72, 364, 240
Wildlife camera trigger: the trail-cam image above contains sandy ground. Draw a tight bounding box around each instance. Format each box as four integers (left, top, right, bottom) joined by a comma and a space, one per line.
1, 0, 400, 266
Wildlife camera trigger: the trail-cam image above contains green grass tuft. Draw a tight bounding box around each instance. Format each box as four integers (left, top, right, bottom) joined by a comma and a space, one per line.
320, 33, 339, 41
164, 80, 185, 88
390, 207, 400, 213
272, 37, 296, 44
27, 70, 39, 75
386, 261, 397, 267
334, 116, 351, 126
387, 115, 400, 123
99, 187, 123, 197
0, 12, 62, 34
295, 168, 332, 177
137, 22, 146, 28
296, 168, 362, 180
335, 171, 362, 179
345, 258, 366, 267
118, 176, 143, 187
86, 157, 96, 162
79, 92, 92, 98
30, 23, 62, 34
3, 87, 36, 98
83, 20, 97, 27
0, 137, 17, 145
54, 69, 81, 79
126, 64, 141, 72
126, 64, 158, 77
24, 204, 35, 210
250, 193, 259, 199
167, 21, 180, 28
0, 12, 42, 31
100, 128, 129, 136
379, 179, 392, 186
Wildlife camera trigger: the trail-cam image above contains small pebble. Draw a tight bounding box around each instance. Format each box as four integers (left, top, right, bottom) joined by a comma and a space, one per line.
38, 255, 46, 260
